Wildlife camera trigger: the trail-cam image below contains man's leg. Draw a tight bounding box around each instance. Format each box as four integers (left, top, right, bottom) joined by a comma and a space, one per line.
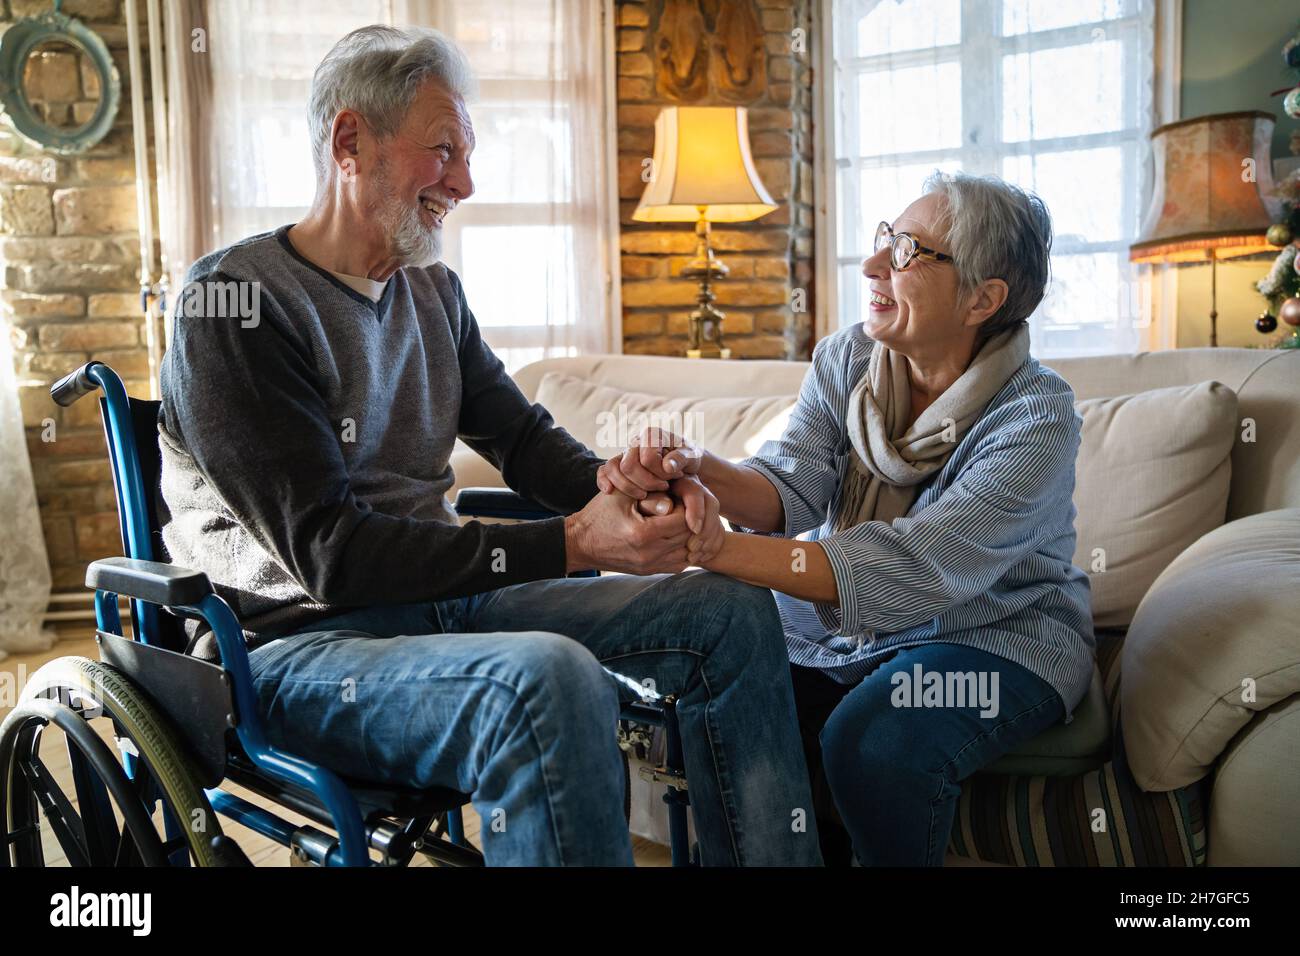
816, 642, 1065, 866
453, 571, 823, 866
247, 606, 633, 866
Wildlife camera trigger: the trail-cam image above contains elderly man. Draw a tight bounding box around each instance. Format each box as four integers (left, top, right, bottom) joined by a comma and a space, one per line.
157, 25, 819, 866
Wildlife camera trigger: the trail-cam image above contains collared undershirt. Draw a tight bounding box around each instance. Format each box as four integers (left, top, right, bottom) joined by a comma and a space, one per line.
328, 269, 388, 303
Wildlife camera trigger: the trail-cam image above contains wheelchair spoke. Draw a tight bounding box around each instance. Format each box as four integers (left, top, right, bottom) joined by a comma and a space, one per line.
20, 756, 90, 867
113, 823, 143, 867
66, 733, 121, 867
114, 775, 155, 867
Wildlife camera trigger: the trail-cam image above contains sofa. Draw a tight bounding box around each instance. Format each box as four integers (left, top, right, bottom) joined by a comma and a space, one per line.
449, 346, 1300, 866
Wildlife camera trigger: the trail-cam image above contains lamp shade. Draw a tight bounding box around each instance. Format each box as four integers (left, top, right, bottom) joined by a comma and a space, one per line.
1129, 111, 1277, 264
632, 106, 777, 223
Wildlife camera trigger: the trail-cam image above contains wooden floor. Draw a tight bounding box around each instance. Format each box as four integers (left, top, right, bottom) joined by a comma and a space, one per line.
1, 633, 671, 867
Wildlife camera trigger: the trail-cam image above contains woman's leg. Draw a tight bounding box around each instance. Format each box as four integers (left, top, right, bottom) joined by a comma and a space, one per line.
789, 663, 855, 865
817, 643, 1064, 866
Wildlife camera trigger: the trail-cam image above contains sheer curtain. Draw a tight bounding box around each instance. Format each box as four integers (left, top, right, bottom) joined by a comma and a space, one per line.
396, 0, 615, 361
0, 317, 56, 659
829, 0, 1157, 357
204, 0, 390, 245
181, 0, 613, 370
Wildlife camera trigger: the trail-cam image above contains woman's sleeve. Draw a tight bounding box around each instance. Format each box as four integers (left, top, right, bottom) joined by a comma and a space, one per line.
739, 334, 852, 537
814, 394, 1081, 637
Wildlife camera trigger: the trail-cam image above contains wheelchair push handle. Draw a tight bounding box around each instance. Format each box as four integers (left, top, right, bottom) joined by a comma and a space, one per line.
50, 361, 104, 406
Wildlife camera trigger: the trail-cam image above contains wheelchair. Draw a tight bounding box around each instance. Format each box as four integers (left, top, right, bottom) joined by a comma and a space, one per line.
0, 361, 693, 867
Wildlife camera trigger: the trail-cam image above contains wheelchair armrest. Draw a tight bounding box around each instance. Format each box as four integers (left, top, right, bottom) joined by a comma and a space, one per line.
87, 556, 214, 607
454, 487, 559, 520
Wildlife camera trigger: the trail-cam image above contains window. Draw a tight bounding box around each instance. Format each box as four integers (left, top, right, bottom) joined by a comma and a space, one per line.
205, 0, 615, 372
827, 0, 1156, 355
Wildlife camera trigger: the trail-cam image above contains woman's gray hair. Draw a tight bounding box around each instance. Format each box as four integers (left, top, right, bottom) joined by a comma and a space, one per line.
309, 25, 476, 182
922, 171, 1053, 342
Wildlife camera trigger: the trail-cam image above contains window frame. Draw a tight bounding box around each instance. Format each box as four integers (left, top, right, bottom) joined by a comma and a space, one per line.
815, 0, 1175, 356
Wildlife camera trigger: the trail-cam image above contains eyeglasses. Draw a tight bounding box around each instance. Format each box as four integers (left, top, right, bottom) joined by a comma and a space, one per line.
874, 221, 954, 271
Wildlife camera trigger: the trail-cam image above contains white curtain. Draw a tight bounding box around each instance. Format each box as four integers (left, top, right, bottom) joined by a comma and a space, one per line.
181, 0, 613, 371
162, 0, 216, 304
0, 317, 56, 659
395, 0, 615, 361
204, 0, 390, 246
830, 0, 1157, 357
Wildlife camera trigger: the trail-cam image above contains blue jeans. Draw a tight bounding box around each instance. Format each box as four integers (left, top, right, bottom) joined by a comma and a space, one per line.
247, 570, 822, 866
792, 643, 1065, 866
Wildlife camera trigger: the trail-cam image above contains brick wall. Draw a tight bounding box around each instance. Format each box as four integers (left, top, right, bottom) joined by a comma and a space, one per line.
2, 0, 817, 606
1, 0, 152, 598
615, 0, 815, 360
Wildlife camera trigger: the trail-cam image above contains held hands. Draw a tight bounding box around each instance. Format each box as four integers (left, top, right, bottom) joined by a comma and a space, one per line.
596, 426, 703, 498
589, 428, 724, 570
564, 483, 693, 575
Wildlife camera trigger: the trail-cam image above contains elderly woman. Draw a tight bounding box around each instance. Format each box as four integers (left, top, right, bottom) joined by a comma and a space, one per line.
598, 171, 1095, 866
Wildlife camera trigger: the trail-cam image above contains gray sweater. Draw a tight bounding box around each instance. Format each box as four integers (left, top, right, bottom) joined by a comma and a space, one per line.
158, 225, 601, 657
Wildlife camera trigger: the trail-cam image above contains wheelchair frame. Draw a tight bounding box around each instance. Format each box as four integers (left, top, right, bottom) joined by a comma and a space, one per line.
33, 360, 693, 867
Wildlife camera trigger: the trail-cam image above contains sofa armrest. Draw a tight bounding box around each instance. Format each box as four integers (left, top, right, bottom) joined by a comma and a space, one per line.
1120, 508, 1300, 791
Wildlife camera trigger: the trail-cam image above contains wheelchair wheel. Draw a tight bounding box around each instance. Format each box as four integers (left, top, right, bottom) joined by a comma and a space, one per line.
0, 656, 224, 867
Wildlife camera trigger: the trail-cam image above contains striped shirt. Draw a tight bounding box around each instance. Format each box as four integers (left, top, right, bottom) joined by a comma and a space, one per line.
743, 324, 1096, 714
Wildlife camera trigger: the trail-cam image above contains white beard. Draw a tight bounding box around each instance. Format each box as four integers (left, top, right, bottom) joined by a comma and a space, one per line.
372, 158, 442, 269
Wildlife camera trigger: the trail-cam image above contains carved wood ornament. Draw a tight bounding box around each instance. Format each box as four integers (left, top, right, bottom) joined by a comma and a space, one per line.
655, 0, 766, 104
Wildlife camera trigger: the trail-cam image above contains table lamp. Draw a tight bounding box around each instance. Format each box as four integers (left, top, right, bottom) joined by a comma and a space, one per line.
1129, 111, 1278, 346
632, 106, 777, 358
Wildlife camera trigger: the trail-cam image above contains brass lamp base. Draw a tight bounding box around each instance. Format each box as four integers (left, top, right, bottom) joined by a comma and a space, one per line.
686, 347, 732, 359
682, 209, 730, 359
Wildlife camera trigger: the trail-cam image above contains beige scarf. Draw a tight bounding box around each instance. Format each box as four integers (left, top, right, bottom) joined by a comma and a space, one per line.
833, 323, 1031, 532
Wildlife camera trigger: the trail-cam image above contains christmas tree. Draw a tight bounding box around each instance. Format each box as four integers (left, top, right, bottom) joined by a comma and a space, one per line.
1255, 31, 1300, 347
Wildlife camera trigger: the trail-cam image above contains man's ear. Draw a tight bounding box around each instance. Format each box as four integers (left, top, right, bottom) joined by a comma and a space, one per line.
331, 110, 363, 182
962, 277, 1009, 330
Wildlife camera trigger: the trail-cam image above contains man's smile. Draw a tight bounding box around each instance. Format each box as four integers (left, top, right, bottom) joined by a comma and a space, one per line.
419, 194, 452, 226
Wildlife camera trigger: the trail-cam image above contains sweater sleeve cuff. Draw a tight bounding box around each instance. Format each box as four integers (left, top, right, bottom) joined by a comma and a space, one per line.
486, 515, 570, 583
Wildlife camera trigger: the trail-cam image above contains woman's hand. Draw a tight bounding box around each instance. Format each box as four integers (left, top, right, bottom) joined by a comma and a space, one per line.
633, 472, 716, 540
683, 477, 725, 566
596, 427, 703, 500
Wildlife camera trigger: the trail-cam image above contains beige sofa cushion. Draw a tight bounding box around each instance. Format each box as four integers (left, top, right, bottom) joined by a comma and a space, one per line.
534, 372, 796, 461
1121, 508, 1300, 791
1072, 381, 1238, 628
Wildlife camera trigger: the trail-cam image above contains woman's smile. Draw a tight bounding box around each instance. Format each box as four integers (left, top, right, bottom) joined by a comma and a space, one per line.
869, 288, 897, 311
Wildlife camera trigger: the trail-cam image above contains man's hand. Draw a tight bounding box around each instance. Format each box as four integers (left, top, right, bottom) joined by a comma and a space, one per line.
596, 427, 704, 500
564, 487, 692, 575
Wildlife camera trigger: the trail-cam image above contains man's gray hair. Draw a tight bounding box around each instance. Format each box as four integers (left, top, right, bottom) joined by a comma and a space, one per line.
309, 24, 475, 182
922, 171, 1053, 342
